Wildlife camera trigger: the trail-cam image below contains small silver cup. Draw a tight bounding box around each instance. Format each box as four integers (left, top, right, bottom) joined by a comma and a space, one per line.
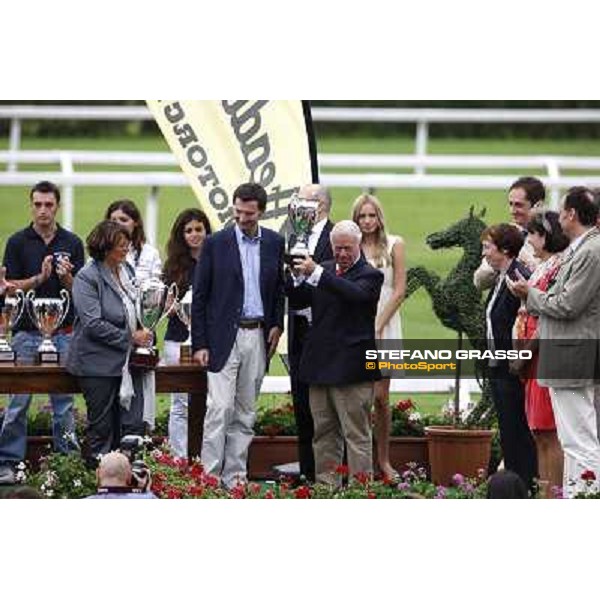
131, 278, 178, 369
26, 289, 70, 363
0, 290, 25, 362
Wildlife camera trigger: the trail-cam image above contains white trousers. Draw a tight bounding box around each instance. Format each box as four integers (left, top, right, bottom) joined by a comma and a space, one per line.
163, 340, 189, 458
201, 328, 266, 489
549, 386, 600, 497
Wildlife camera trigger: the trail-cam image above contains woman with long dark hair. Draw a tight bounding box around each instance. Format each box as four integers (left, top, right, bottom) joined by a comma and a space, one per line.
163, 208, 212, 457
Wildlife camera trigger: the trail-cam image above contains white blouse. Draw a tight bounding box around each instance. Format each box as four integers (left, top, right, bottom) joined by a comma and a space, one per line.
126, 243, 162, 284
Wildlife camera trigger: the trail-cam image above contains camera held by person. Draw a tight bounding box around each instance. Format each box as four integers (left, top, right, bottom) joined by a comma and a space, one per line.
86, 449, 157, 499
119, 435, 152, 492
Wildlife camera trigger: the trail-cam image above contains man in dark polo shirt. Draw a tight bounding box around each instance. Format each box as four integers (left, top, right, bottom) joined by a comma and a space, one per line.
0, 181, 84, 485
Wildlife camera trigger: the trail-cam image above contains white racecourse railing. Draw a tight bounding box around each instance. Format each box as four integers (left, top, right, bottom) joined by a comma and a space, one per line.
3, 104, 600, 174
2, 150, 600, 238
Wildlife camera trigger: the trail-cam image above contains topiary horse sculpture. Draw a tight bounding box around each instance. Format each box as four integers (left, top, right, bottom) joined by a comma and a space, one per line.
405, 207, 494, 426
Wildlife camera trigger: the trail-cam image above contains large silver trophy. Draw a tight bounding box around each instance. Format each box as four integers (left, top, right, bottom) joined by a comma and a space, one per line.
131, 277, 177, 369
175, 288, 193, 363
0, 290, 25, 362
285, 192, 320, 265
26, 289, 70, 363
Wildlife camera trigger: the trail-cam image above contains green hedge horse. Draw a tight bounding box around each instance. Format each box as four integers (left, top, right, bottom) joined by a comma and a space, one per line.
405, 207, 494, 427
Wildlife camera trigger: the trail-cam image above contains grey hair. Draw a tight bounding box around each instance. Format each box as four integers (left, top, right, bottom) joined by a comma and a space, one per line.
299, 183, 332, 214
318, 185, 332, 214
330, 220, 362, 243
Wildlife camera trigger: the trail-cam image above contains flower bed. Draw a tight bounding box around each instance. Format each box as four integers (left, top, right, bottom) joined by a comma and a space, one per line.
22, 445, 489, 499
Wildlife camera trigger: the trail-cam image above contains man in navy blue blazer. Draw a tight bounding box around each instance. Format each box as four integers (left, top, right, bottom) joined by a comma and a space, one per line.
287, 183, 334, 482
289, 220, 383, 486
191, 183, 285, 489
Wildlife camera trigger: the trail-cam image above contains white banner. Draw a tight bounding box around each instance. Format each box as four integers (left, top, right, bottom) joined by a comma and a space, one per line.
146, 100, 318, 232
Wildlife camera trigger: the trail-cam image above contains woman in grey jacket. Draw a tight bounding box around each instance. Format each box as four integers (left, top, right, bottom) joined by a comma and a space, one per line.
66, 221, 153, 464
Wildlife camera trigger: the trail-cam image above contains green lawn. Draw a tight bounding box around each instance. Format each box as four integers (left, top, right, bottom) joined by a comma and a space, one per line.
2, 133, 600, 376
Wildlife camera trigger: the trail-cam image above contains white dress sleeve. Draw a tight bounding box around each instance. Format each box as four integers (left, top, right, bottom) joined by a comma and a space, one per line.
135, 244, 163, 283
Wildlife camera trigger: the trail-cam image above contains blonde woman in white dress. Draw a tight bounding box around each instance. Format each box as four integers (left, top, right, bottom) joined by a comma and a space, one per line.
352, 194, 406, 481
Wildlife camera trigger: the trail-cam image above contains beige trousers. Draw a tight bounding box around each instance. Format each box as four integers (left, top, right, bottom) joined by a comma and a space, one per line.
309, 382, 374, 486
201, 329, 266, 489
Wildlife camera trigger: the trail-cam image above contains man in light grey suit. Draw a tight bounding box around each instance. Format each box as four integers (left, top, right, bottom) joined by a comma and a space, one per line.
508, 187, 600, 497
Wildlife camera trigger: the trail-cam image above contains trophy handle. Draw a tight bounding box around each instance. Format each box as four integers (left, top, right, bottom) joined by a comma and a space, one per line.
56, 289, 70, 329
25, 290, 38, 328
12, 289, 25, 327
161, 282, 179, 324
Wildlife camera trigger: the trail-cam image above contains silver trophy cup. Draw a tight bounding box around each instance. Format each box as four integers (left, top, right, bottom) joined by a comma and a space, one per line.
131, 278, 178, 368
286, 192, 320, 265
175, 288, 193, 363
0, 290, 25, 362
26, 289, 70, 363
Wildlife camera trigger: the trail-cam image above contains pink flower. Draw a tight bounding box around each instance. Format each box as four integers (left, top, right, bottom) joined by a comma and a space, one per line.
451, 473, 465, 487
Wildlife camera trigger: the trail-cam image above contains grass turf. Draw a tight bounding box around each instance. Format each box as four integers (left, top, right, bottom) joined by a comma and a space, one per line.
1, 133, 599, 379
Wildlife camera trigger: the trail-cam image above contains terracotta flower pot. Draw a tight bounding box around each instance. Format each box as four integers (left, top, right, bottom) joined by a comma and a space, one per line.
388, 437, 429, 474
247, 436, 299, 479
248, 435, 430, 480
425, 426, 493, 486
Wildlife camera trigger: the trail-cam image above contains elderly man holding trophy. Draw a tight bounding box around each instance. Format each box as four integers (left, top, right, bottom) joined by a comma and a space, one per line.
0, 181, 84, 485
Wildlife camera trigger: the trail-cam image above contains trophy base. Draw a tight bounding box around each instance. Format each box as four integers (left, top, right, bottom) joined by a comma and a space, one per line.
284, 252, 312, 267
0, 350, 16, 363
179, 344, 192, 364
130, 349, 159, 370
38, 351, 59, 364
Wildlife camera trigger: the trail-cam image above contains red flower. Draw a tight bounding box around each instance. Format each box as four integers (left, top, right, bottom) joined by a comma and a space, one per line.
203, 474, 220, 488
581, 469, 596, 481
248, 482, 262, 495
264, 489, 275, 499
294, 486, 311, 499
396, 399, 415, 412
166, 488, 182, 499
187, 485, 205, 497
230, 484, 246, 499
367, 492, 376, 499
353, 471, 370, 486
189, 463, 204, 480
335, 464, 350, 476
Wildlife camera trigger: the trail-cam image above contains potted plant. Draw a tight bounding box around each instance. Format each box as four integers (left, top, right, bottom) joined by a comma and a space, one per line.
250, 398, 432, 480
387, 399, 429, 474
250, 402, 299, 479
